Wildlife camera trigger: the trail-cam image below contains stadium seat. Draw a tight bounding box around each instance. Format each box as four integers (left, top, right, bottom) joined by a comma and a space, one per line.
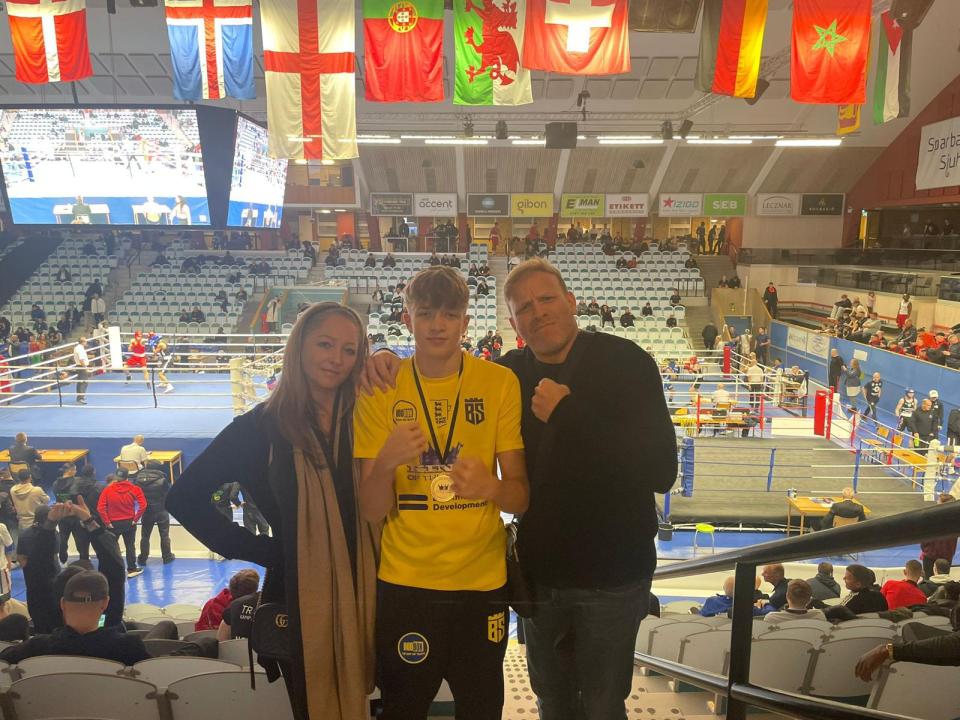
649, 620, 715, 663
748, 638, 816, 694
166, 671, 294, 720
144, 639, 191, 657
756, 626, 826, 647
8, 673, 161, 720
805, 636, 890, 702
677, 629, 730, 676
130, 657, 242, 689
763, 618, 832, 634
218, 639, 255, 667
125, 603, 164, 621
634, 616, 677, 655
12, 655, 126, 680
869, 662, 960, 720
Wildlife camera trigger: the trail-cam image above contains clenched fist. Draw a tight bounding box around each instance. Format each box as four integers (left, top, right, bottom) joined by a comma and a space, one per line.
531, 378, 571, 423
450, 456, 498, 501
380, 422, 429, 468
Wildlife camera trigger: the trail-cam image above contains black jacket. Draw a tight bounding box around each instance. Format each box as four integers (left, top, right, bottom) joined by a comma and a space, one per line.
910, 408, 939, 438
823, 499, 866, 528
134, 466, 171, 510
0, 626, 149, 666
828, 356, 844, 383
8, 444, 41, 468
806, 572, 841, 600
949, 408, 960, 437
499, 332, 677, 589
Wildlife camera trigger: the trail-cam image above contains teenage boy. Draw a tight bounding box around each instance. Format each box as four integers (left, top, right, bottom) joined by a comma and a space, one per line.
355, 265, 529, 720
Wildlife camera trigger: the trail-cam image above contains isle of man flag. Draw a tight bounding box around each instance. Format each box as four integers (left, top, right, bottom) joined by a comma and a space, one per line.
455, 0, 532, 106
522, 0, 630, 75
6, 0, 93, 83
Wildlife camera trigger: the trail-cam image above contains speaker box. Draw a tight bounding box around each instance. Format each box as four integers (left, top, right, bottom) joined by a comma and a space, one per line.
629, 0, 702, 32
545, 122, 578, 149
340, 164, 355, 187
890, 0, 934, 27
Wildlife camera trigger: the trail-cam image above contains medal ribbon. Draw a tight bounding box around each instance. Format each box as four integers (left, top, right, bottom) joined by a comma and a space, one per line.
411, 355, 464, 465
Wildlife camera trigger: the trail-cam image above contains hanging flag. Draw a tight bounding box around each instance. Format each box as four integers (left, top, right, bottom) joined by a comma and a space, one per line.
454, 0, 532, 106
873, 10, 912, 124
791, 0, 871, 104
695, 0, 768, 99
164, 0, 255, 101
362, 0, 444, 102
837, 103, 861, 135
260, 0, 358, 160
522, 0, 630, 75
6, 0, 92, 83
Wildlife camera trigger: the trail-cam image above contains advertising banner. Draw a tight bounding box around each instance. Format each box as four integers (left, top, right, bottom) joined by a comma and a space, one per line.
510, 193, 554, 217
413, 193, 457, 216
370, 193, 413, 216
466, 193, 510, 216
916, 115, 960, 190
560, 193, 605, 217
704, 193, 746, 217
605, 193, 649, 217
800, 193, 845, 216
756, 193, 800, 216
657, 193, 703, 217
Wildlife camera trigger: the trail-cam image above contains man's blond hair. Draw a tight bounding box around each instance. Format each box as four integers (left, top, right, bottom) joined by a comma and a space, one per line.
404, 266, 469, 312
503, 258, 568, 304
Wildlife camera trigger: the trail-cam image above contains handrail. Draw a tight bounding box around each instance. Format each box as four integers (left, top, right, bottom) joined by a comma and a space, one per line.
654, 501, 960, 580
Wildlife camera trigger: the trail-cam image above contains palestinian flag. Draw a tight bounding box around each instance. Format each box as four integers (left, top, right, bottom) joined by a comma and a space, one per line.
873, 9, 912, 124
695, 0, 768, 98
454, 0, 532, 106
363, 0, 444, 102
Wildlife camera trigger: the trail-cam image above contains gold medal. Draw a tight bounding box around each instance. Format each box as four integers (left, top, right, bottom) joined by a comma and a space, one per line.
431, 473, 455, 502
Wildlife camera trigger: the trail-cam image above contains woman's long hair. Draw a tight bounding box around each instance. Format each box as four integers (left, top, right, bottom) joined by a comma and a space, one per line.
264, 302, 368, 451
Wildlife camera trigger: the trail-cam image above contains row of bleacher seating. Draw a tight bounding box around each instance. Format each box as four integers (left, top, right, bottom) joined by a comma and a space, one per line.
580, 322, 690, 357
368, 278, 500, 338
328, 245, 489, 294
636, 613, 954, 715
1, 238, 121, 329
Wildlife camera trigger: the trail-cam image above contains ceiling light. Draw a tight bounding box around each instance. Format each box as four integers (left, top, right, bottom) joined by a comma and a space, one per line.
356, 138, 401, 144
598, 139, 664, 145
294, 159, 309, 164
731, 135, 784, 140
320, 159, 335, 165
399, 134, 456, 139
319, 209, 332, 214
776, 138, 843, 147
601, 135, 654, 140
425, 138, 489, 145
511, 139, 546, 145
357, 134, 392, 139
686, 138, 753, 145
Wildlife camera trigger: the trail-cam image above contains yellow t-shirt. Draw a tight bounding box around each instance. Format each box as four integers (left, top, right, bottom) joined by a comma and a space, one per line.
354, 351, 524, 591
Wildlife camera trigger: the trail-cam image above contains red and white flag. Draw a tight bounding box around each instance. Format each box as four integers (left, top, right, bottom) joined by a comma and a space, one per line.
522, 0, 630, 75
259, 0, 358, 160
6, 0, 93, 83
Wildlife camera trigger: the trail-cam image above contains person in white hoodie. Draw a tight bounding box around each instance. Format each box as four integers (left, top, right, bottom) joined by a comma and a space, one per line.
921, 558, 955, 599
11, 469, 50, 530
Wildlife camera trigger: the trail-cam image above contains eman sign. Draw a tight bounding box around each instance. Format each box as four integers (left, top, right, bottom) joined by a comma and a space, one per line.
560, 194, 605, 217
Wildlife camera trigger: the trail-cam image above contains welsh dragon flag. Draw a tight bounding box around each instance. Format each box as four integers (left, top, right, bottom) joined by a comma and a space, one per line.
873, 9, 912, 124
454, 0, 532, 106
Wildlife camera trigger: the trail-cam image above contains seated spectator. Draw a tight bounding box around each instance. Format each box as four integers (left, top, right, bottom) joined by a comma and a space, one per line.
882, 560, 928, 610
468, 262, 480, 276
576, 300, 588, 316
806, 561, 841, 601
119, 434, 150, 470
383, 252, 397, 268
920, 494, 957, 579
717, 275, 729, 288
684, 256, 698, 269
450, 255, 462, 269
826, 564, 888, 620
54, 266, 71, 283
626, 256, 637, 269
190, 305, 206, 324
919, 558, 954, 597
728, 275, 742, 289
12, 469, 50, 531
758, 564, 790, 611
615, 256, 628, 270
697, 576, 734, 617
428, 251, 441, 266
440, 255, 451, 266
364, 253, 376, 268
830, 294, 853, 320
476, 280, 490, 297
821, 487, 865, 529
217, 586, 260, 640
587, 299, 600, 316
30, 304, 46, 325
764, 580, 826, 623
214, 290, 229, 312
196, 568, 260, 631
600, 305, 615, 328
151, 252, 170, 267
0, 597, 29, 642
236, 288, 248, 303
620, 309, 635, 327
0, 571, 149, 665
8, 432, 42, 478
669, 290, 681, 306
666, 315, 677, 328
641, 302, 653, 317
896, 319, 918, 349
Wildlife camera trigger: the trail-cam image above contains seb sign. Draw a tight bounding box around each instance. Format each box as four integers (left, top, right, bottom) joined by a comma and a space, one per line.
413, 193, 457, 217
703, 194, 746, 217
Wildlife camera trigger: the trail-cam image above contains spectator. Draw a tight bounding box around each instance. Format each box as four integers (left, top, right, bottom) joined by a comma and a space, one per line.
0, 597, 29, 643
764, 580, 826, 623
762, 283, 778, 318
896, 293, 913, 328
822, 486, 866, 529
214, 290, 229, 313
920, 494, 957, 579
828, 349, 844, 392
587, 298, 600, 316
759, 564, 790, 611
841, 358, 863, 414
754, 326, 770, 366
52, 463, 83, 563
119, 434, 149, 470
364, 253, 376, 268
0, 571, 149, 665
619, 309, 635, 328
54, 266, 71, 283
217, 586, 259, 640
910, 398, 939, 448
806, 561, 841, 601
236, 288, 248, 303
476, 279, 490, 297
89, 294, 105, 327
97, 471, 147, 577
0, 468, 18, 546
826, 564, 888, 620
666, 315, 678, 329
728, 274, 741, 289
701, 321, 718, 349
428, 250, 440, 266
134, 460, 174, 566
881, 560, 928, 610
641, 302, 653, 317
919, 558, 954, 597
196, 568, 260, 631
600, 304, 615, 328
929, 390, 944, 433
11, 469, 50, 530
8, 432, 42, 478
895, 318, 917, 349
717, 275, 729, 288
383, 252, 397, 268
895, 388, 918, 431
862, 372, 883, 420
697, 576, 734, 617
669, 289, 681, 306
830, 294, 853, 321
16, 505, 60, 633
189, 305, 206, 324
178, 309, 191, 324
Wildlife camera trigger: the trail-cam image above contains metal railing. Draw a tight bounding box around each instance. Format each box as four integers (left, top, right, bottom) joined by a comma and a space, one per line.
640, 500, 960, 720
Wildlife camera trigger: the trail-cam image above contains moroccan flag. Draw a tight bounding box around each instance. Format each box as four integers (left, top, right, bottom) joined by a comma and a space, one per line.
6, 0, 92, 83
873, 10, 912, 124
791, 0, 871, 104
522, 0, 630, 75
696, 0, 767, 99
260, 0, 358, 161
363, 0, 444, 102
165, 0, 255, 101
454, 0, 532, 106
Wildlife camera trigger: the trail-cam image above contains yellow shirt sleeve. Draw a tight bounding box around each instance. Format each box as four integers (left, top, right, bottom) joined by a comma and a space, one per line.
353, 387, 390, 459
495, 370, 525, 455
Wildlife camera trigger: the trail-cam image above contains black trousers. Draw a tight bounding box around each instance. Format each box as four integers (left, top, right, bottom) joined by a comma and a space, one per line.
139, 508, 172, 562
109, 520, 138, 570
242, 505, 270, 535
376, 580, 508, 720
58, 517, 90, 561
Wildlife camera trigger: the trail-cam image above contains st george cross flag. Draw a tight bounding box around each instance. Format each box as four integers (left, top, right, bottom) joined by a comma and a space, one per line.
6, 0, 92, 83
454, 0, 532, 106
791, 0, 871, 104
259, 0, 358, 160
164, 0, 255, 101
522, 0, 630, 75
873, 10, 912, 124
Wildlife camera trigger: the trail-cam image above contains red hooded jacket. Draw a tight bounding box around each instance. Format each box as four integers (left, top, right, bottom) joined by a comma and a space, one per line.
196, 588, 233, 631
97, 480, 147, 524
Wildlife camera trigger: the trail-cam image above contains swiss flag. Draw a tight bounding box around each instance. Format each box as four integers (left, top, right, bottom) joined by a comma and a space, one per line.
522, 0, 630, 75
6, 0, 93, 83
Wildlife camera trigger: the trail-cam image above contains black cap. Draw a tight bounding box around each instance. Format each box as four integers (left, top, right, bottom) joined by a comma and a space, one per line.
116, 469, 128, 480
62, 571, 109, 603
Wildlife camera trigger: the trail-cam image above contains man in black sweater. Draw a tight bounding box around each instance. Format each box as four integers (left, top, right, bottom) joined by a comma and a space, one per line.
825, 564, 888, 621
359, 257, 678, 719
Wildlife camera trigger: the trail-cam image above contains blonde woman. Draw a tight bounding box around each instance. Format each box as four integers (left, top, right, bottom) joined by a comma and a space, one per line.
167, 302, 379, 720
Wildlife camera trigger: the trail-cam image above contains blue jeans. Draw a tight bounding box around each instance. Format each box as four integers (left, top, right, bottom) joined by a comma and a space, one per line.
522, 579, 651, 720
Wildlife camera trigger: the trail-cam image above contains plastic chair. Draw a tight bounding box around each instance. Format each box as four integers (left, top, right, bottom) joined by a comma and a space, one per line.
8, 672, 161, 720
166, 670, 294, 720
130, 657, 242, 689
869, 661, 960, 719
693, 523, 716, 553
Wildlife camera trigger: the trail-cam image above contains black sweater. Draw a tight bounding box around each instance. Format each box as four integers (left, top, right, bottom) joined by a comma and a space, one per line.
498, 332, 678, 589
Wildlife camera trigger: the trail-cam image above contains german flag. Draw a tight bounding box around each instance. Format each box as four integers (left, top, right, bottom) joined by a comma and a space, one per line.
695, 0, 768, 99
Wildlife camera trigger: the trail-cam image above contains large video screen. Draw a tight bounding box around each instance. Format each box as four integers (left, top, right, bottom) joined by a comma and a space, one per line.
0, 108, 210, 225
227, 116, 286, 228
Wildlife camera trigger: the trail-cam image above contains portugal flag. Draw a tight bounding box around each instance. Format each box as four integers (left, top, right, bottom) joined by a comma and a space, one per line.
696, 0, 768, 99
363, 0, 444, 102
791, 0, 871, 104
